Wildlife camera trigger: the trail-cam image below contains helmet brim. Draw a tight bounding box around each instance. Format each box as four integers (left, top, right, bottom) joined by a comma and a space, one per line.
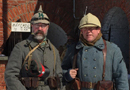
79, 24, 101, 29
31, 20, 50, 24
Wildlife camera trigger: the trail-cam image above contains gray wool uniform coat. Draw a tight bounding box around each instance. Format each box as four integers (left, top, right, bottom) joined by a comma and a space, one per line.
5, 35, 62, 90
62, 37, 129, 90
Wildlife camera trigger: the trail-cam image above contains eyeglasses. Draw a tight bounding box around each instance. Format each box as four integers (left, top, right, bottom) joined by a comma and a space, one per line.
33, 24, 48, 28
81, 27, 99, 30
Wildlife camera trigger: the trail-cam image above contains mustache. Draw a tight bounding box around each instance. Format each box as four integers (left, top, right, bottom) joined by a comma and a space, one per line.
35, 30, 44, 35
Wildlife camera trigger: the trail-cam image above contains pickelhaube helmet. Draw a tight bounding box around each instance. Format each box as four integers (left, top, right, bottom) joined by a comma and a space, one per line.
31, 5, 50, 24
78, 13, 101, 29
22, 59, 50, 78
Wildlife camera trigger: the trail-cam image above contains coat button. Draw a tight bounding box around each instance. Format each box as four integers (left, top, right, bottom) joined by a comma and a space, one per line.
93, 59, 96, 61
84, 58, 86, 60
94, 75, 96, 78
85, 66, 87, 68
85, 49, 87, 52
93, 67, 96, 69
84, 74, 88, 76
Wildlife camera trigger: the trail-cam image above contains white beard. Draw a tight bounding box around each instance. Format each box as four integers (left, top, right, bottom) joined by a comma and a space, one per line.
33, 29, 48, 41
34, 35, 44, 40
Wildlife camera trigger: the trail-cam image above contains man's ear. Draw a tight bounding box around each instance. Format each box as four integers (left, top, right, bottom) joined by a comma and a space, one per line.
97, 28, 101, 34
47, 25, 49, 30
80, 30, 83, 34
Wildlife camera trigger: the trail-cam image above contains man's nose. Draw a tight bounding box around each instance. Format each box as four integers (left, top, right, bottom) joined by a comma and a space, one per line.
38, 26, 42, 30
87, 29, 91, 32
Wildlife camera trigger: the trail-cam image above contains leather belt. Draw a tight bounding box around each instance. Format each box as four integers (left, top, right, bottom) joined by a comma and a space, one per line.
39, 81, 45, 86
81, 82, 97, 89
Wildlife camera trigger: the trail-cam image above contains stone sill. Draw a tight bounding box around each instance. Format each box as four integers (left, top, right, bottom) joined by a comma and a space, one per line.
0, 54, 8, 61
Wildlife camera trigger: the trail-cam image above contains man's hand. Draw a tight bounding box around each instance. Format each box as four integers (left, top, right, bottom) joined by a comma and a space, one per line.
69, 68, 78, 79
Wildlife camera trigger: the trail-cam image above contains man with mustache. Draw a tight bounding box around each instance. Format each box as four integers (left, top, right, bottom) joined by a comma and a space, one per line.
5, 5, 62, 90
62, 13, 129, 90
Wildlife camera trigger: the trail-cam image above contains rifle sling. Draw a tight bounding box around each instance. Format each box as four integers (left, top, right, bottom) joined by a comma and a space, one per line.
102, 40, 107, 81
72, 48, 80, 69
22, 41, 45, 67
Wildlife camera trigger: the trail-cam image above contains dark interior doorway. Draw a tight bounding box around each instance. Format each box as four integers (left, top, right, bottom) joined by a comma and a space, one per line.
101, 7, 129, 70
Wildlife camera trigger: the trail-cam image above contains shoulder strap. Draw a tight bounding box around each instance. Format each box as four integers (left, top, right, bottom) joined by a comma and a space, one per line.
22, 41, 44, 67
72, 47, 80, 69
51, 44, 56, 75
102, 40, 107, 81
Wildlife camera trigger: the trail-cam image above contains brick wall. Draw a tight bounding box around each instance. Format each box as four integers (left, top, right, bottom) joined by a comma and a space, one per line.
0, 63, 6, 90
0, 57, 8, 90
0, 0, 3, 53
0, 0, 6, 90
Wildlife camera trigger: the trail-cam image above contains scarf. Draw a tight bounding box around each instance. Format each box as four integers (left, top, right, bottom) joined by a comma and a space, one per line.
79, 32, 102, 46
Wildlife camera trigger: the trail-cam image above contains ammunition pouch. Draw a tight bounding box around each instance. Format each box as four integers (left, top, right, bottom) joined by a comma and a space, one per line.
47, 76, 61, 89
81, 82, 96, 89
65, 78, 113, 90
66, 77, 81, 90
20, 77, 40, 88
97, 80, 113, 90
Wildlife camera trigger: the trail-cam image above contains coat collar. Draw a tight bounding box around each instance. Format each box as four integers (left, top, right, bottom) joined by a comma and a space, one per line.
76, 37, 105, 50
26, 35, 52, 50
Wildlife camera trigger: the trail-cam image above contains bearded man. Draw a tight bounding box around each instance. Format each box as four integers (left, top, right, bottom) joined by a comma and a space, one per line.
5, 5, 62, 90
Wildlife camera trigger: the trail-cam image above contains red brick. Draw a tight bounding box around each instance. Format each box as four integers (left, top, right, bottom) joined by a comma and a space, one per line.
7, 27, 11, 35
9, 9, 16, 18
12, 8, 19, 17
7, 12, 13, 21
13, 16, 20, 22
0, 12, 2, 17
17, 1, 26, 4
0, 85, 6, 90
0, 22, 3, 25
25, 13, 30, 22
0, 3, 2, 7
17, 5, 23, 15
29, 12, 34, 20
0, 8, 2, 13
21, 4, 27, 14
0, 17, 2, 20
20, 15, 26, 22
15, 7, 21, 16
7, 1, 17, 4
0, 73, 4, 79
0, 31, 3, 35
30, 2, 37, 11
27, 3, 31, 13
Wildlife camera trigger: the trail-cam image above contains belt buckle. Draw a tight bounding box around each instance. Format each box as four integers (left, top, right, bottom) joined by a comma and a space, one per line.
89, 82, 92, 89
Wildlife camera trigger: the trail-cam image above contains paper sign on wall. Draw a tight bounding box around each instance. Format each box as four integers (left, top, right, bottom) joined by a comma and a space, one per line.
11, 22, 31, 32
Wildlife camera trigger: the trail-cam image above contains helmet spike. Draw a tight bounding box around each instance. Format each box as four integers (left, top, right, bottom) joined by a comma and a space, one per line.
31, 5, 50, 24
38, 5, 43, 13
